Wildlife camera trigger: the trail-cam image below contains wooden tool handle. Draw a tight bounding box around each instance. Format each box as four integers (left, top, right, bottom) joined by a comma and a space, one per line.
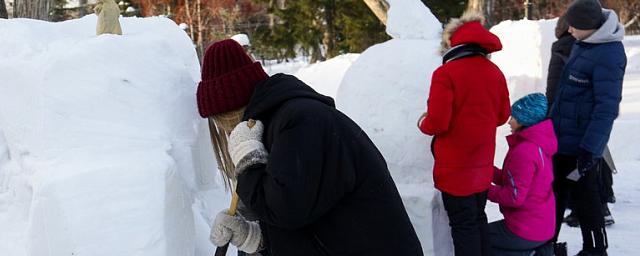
247, 119, 256, 128
214, 120, 254, 256
213, 192, 240, 256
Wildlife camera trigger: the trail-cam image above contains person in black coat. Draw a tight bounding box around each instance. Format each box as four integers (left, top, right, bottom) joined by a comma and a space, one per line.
546, 14, 576, 107
198, 39, 423, 256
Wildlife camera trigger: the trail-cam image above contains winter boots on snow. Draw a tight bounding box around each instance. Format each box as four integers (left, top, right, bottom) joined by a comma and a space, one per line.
563, 204, 615, 227
563, 211, 580, 227
553, 242, 568, 256
576, 250, 608, 256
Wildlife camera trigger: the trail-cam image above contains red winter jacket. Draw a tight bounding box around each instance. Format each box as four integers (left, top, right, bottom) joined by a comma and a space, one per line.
419, 21, 511, 196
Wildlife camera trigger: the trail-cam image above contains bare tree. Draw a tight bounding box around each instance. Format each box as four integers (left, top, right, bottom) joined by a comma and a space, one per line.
363, 0, 389, 25
79, 0, 88, 16
625, 13, 639, 28
14, 0, 52, 20
0, 0, 8, 19
183, 0, 212, 61
466, 0, 495, 26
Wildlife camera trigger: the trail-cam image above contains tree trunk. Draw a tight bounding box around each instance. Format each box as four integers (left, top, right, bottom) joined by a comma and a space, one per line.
625, 13, 639, 28
467, 0, 484, 13
466, 0, 494, 27
196, 0, 204, 61
323, 0, 337, 58
484, 0, 495, 27
0, 0, 8, 19
363, 0, 389, 25
14, 0, 52, 21
79, 0, 88, 16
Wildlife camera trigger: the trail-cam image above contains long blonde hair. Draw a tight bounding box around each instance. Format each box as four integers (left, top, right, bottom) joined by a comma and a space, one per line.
208, 108, 245, 191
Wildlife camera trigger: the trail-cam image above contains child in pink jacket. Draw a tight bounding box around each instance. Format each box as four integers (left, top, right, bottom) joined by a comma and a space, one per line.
488, 93, 557, 255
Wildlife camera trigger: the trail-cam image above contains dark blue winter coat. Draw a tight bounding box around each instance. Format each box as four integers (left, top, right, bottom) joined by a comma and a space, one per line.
550, 9, 627, 157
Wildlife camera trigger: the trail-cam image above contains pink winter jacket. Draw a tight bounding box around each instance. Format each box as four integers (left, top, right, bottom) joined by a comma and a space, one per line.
488, 120, 557, 242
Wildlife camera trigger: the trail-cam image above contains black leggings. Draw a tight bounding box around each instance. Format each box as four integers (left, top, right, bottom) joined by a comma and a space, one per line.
552, 154, 608, 253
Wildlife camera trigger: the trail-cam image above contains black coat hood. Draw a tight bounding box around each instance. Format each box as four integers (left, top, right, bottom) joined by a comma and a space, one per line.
243, 73, 335, 121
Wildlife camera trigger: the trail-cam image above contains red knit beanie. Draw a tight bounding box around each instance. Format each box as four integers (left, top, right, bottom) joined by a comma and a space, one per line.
196, 39, 269, 118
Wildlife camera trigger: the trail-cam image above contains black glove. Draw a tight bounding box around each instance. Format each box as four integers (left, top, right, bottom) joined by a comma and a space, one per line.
577, 148, 598, 177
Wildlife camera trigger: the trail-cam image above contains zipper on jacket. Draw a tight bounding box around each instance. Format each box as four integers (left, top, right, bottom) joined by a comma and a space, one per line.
506, 169, 517, 201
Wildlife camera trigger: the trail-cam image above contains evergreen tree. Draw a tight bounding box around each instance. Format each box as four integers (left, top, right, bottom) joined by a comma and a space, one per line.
335, 0, 388, 54
252, 0, 389, 63
422, 0, 467, 23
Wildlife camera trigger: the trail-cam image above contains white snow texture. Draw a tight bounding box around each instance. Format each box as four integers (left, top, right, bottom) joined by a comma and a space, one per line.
337, 0, 446, 254
0, 15, 227, 256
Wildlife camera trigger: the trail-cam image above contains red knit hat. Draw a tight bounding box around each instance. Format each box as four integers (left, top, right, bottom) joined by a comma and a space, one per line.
196, 39, 269, 117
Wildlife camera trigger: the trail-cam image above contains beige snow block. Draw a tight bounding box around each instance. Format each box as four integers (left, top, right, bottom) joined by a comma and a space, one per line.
95, 0, 122, 35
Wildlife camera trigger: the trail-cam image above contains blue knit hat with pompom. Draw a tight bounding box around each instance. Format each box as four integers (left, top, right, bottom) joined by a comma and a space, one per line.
511, 93, 548, 127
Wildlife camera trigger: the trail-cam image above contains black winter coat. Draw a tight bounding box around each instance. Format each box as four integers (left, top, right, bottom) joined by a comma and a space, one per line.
236, 74, 423, 256
546, 32, 576, 106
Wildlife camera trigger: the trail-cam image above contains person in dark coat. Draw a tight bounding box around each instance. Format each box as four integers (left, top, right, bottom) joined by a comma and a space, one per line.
546, 14, 576, 107
546, 13, 617, 233
417, 11, 511, 256
200, 39, 423, 256
548, 0, 627, 255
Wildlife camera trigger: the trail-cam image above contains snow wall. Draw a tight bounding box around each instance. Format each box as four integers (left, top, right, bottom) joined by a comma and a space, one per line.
336, 0, 450, 254
0, 15, 226, 256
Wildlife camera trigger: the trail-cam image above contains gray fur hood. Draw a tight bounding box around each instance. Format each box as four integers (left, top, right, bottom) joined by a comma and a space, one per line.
583, 9, 625, 44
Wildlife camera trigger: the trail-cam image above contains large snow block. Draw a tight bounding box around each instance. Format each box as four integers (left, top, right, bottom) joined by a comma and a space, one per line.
337, 39, 439, 185
336, 1, 446, 254
26, 153, 194, 256
490, 19, 557, 100
0, 16, 212, 255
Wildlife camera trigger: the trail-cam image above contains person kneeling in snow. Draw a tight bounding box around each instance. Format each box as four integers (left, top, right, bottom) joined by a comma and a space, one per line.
198, 39, 423, 255
488, 93, 557, 255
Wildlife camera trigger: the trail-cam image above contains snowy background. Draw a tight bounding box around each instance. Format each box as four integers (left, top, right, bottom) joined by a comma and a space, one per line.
1, 1, 640, 255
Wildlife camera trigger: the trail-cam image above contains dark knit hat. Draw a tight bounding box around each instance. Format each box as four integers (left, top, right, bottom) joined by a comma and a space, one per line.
566, 0, 605, 30
511, 93, 548, 127
196, 39, 269, 118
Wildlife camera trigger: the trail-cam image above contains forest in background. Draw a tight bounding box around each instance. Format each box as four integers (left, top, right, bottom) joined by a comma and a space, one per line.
1, 0, 638, 62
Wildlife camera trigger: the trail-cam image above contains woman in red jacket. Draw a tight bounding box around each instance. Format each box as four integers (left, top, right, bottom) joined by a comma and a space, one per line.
418, 11, 511, 256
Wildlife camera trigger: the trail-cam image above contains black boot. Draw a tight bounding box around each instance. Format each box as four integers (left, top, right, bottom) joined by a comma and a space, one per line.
564, 211, 580, 227
554, 242, 568, 256
575, 250, 608, 256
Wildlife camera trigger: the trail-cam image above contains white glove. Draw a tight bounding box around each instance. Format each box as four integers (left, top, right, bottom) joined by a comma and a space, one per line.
210, 210, 263, 253
228, 120, 268, 175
